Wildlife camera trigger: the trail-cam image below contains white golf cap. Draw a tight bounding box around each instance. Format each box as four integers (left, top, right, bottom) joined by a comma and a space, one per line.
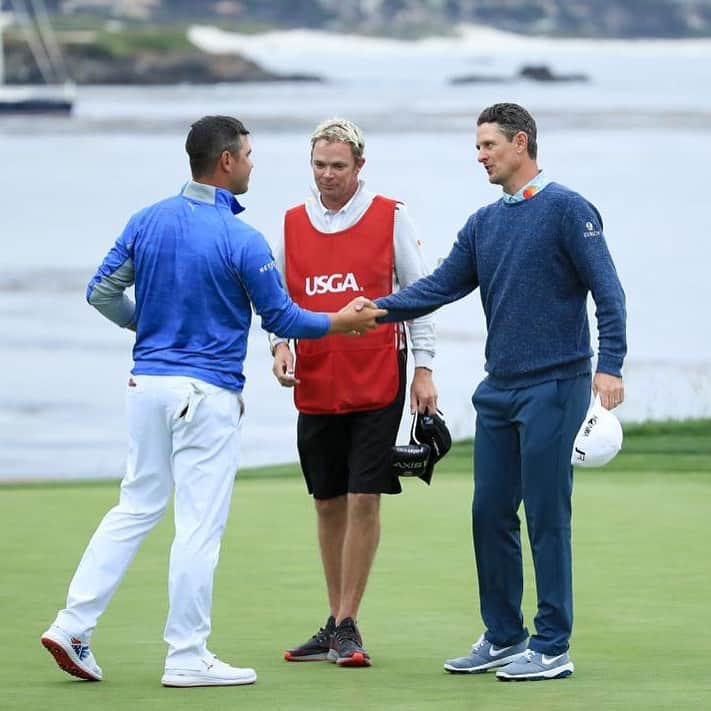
571, 395, 623, 467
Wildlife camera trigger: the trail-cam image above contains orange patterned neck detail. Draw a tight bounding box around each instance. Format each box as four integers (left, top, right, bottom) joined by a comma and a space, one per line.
503, 172, 550, 204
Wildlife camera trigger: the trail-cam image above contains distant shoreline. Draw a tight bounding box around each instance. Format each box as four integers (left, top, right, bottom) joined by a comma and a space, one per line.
2, 25, 324, 85
5, 21, 711, 86
189, 22, 711, 50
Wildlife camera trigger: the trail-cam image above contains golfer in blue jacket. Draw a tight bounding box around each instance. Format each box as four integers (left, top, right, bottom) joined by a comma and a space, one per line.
41, 115, 384, 689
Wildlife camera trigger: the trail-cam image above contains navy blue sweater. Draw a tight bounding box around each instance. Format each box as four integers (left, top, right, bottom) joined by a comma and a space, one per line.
376, 183, 627, 388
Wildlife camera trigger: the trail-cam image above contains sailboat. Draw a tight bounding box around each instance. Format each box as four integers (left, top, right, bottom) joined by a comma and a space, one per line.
0, 0, 74, 114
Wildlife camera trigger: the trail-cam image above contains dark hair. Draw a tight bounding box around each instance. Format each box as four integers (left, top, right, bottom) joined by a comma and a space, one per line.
477, 103, 538, 159
185, 115, 250, 177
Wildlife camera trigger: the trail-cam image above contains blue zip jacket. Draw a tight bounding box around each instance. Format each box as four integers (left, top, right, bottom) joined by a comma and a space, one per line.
376, 182, 627, 388
87, 181, 330, 391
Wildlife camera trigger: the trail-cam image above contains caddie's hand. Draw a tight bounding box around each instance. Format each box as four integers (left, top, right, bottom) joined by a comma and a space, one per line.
272, 342, 299, 387
410, 366, 438, 414
329, 297, 388, 335
593, 372, 624, 410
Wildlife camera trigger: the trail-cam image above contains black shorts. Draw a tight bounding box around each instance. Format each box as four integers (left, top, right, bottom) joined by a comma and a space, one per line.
296, 351, 406, 500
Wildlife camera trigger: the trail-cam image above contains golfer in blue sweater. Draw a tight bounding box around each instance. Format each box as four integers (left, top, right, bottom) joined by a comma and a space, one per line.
375, 103, 626, 681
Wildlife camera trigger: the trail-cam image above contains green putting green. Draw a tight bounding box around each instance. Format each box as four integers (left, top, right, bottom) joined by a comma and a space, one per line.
3, 420, 710, 710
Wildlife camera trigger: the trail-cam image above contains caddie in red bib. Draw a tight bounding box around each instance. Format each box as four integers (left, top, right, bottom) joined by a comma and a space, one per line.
285, 195, 400, 414
268, 118, 438, 668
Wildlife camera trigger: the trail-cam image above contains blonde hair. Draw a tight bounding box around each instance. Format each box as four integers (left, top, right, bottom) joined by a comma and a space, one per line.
310, 118, 365, 161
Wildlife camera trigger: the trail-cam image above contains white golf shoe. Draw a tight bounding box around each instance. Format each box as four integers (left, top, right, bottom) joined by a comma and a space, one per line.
40, 624, 103, 681
161, 653, 257, 687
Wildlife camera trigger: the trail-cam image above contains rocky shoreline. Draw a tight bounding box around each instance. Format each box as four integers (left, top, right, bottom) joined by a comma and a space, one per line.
3, 40, 321, 85
450, 64, 589, 85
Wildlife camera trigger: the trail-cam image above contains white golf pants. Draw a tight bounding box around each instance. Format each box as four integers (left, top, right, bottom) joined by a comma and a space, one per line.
54, 374, 243, 667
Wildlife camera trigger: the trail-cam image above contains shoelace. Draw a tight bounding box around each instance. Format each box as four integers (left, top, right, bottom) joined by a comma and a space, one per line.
311, 626, 332, 644
521, 649, 535, 662
334, 624, 361, 646
471, 634, 487, 652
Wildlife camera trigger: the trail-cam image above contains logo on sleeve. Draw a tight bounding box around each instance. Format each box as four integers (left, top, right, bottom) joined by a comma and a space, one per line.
305, 272, 363, 296
259, 260, 277, 273
583, 221, 602, 238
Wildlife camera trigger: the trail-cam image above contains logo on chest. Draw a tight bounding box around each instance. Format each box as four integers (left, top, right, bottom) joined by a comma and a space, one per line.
305, 272, 363, 296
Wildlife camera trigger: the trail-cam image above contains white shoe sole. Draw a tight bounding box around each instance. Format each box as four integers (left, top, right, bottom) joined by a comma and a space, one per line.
444, 651, 525, 674
496, 662, 574, 681
161, 670, 257, 687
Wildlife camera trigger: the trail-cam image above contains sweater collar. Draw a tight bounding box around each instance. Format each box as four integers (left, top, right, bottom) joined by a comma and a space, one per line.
181, 180, 245, 214
502, 171, 551, 204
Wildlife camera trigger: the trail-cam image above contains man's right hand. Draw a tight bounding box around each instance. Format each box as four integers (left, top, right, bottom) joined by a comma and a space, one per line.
272, 342, 299, 387
328, 297, 388, 334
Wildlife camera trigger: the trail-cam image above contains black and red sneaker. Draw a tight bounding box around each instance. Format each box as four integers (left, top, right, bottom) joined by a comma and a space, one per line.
331, 617, 371, 667
284, 616, 336, 662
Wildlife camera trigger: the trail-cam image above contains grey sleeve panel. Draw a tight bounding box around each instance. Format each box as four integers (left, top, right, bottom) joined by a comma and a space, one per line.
87, 258, 137, 328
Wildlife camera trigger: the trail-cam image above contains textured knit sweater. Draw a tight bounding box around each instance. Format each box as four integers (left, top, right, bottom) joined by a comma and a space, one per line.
376, 182, 627, 388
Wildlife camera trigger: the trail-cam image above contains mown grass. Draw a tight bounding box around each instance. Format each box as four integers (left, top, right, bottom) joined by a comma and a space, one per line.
2, 420, 710, 710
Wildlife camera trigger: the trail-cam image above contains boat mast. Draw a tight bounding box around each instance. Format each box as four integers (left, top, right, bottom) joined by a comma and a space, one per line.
30, 0, 70, 84
0, 10, 11, 86
10, 0, 58, 84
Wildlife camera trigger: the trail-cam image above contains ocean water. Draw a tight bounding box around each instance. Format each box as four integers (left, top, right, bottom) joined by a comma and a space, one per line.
1, 28, 710, 480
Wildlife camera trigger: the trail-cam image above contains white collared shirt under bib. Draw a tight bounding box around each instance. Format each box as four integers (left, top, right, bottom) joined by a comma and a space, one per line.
270, 181, 435, 369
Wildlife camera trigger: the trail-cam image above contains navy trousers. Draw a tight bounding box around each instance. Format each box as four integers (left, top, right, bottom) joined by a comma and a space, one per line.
471, 374, 591, 655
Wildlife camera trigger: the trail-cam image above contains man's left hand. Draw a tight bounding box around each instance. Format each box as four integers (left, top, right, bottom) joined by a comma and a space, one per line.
593, 372, 624, 410
410, 367, 438, 414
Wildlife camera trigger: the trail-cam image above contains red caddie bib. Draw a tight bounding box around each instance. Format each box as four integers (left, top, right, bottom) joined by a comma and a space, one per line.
284, 195, 400, 414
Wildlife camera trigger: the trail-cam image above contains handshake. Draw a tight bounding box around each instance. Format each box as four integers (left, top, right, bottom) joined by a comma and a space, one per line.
328, 297, 388, 335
